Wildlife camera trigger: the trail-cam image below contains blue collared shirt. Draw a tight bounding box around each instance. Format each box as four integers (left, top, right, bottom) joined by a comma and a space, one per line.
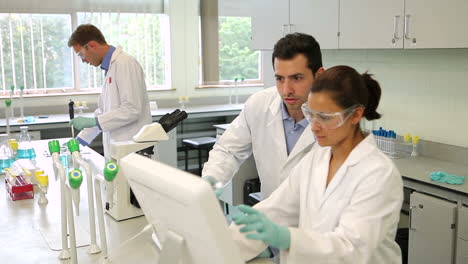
281, 102, 309, 155
100, 45, 116, 75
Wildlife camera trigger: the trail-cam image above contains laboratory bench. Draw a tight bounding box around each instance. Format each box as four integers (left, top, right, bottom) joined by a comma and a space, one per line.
393, 154, 468, 264
0, 138, 272, 264
0, 104, 244, 170
0, 103, 244, 132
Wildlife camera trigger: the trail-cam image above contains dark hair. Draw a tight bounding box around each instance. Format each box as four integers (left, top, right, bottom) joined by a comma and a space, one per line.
272, 33, 323, 75
310, 65, 382, 120
68, 24, 107, 47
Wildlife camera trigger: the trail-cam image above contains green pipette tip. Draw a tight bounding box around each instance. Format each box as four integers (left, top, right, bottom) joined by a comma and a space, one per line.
104, 161, 119, 182
68, 169, 83, 189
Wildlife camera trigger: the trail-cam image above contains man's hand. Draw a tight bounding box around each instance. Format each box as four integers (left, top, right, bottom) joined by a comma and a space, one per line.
70, 117, 97, 130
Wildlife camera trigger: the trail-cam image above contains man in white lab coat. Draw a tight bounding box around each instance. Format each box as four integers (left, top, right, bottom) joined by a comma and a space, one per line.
202, 33, 324, 199
68, 24, 151, 159
231, 66, 404, 263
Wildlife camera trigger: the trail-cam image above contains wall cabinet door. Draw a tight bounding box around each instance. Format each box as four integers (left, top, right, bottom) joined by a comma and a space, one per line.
404, 0, 468, 48
252, 0, 290, 50
408, 192, 456, 264
290, 0, 339, 49
339, 0, 404, 49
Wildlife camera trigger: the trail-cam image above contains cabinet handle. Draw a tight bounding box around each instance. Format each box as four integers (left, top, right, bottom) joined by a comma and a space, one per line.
409, 205, 416, 230
393, 15, 400, 40
404, 14, 417, 44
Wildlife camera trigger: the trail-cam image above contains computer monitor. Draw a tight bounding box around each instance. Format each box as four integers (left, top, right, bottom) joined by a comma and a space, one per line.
120, 153, 245, 264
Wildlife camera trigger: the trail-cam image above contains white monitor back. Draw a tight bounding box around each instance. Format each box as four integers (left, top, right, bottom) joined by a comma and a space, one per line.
121, 153, 244, 264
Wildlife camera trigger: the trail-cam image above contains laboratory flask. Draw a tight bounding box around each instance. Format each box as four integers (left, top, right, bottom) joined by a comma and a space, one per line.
17, 126, 36, 160
0, 134, 15, 173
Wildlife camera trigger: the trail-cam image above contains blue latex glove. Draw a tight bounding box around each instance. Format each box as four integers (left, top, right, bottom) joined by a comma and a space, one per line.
430, 171, 465, 185
232, 204, 291, 250
202, 176, 224, 197
70, 117, 97, 130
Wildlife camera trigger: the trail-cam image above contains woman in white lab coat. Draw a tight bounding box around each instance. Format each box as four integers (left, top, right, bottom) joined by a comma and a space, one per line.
231, 65, 404, 264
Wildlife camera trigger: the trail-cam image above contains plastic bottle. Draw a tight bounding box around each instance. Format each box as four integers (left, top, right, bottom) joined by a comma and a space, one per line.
16, 126, 36, 160
0, 134, 15, 173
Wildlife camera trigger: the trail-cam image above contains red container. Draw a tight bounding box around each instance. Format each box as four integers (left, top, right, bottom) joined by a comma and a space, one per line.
5, 175, 34, 201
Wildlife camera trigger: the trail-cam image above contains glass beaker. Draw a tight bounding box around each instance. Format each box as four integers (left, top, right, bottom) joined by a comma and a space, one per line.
16, 126, 36, 160
0, 134, 15, 173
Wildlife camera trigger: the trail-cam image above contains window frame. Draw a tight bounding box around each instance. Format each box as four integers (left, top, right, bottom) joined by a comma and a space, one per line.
198, 0, 263, 89
0, 10, 172, 99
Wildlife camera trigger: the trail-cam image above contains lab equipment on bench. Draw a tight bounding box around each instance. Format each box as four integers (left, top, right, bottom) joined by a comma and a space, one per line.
67, 139, 101, 254
36, 171, 49, 205
0, 134, 14, 173
49, 140, 81, 264
121, 153, 245, 264
372, 128, 415, 158
106, 109, 187, 222
17, 126, 36, 160
9, 85, 15, 118
19, 85, 25, 119
4, 167, 34, 201
5, 99, 11, 135
69, 99, 75, 138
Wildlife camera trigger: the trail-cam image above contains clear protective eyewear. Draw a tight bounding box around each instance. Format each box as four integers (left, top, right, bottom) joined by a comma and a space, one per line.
75, 44, 88, 60
301, 103, 363, 130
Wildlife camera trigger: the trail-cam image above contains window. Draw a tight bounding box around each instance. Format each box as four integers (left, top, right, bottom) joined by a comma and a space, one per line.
0, 14, 72, 94
0, 0, 169, 97
77, 13, 170, 90
218, 16, 259, 81
200, 0, 261, 86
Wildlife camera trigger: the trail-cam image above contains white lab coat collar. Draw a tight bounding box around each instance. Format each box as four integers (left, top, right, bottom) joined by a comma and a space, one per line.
109, 45, 124, 64
320, 133, 377, 205
267, 93, 315, 162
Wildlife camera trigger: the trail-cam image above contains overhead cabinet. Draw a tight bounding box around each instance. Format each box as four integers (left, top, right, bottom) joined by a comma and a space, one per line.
252, 0, 468, 50
251, 0, 339, 50
339, 0, 468, 49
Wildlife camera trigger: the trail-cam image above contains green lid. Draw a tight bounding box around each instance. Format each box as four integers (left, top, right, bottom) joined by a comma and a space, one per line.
67, 139, 80, 153
5, 99, 11, 107
104, 161, 119, 182
10, 85, 14, 91
68, 169, 83, 189
48, 140, 61, 154
234, 77, 238, 82
241, 77, 245, 81
20, 85, 24, 91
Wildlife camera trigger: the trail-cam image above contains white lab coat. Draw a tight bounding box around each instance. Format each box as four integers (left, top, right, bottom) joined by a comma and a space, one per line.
77, 46, 152, 159
202, 87, 315, 198
231, 134, 404, 264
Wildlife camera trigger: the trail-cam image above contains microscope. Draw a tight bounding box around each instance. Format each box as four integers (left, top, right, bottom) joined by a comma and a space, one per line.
105, 109, 187, 221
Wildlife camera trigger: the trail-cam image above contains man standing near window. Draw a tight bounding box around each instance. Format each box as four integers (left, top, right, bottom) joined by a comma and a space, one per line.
68, 24, 151, 159
203, 33, 324, 199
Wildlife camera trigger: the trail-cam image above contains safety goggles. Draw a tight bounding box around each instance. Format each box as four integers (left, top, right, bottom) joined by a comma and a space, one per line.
75, 44, 88, 60
301, 103, 363, 130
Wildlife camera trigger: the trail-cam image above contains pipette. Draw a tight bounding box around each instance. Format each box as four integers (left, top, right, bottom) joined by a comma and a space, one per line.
19, 85, 24, 118
5, 99, 11, 135
68, 99, 75, 138
9, 85, 14, 118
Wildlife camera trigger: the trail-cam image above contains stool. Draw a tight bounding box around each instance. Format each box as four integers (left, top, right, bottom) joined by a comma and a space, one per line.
182, 137, 217, 175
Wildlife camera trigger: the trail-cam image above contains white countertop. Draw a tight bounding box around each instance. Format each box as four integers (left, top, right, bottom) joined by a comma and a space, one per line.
0, 104, 244, 129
